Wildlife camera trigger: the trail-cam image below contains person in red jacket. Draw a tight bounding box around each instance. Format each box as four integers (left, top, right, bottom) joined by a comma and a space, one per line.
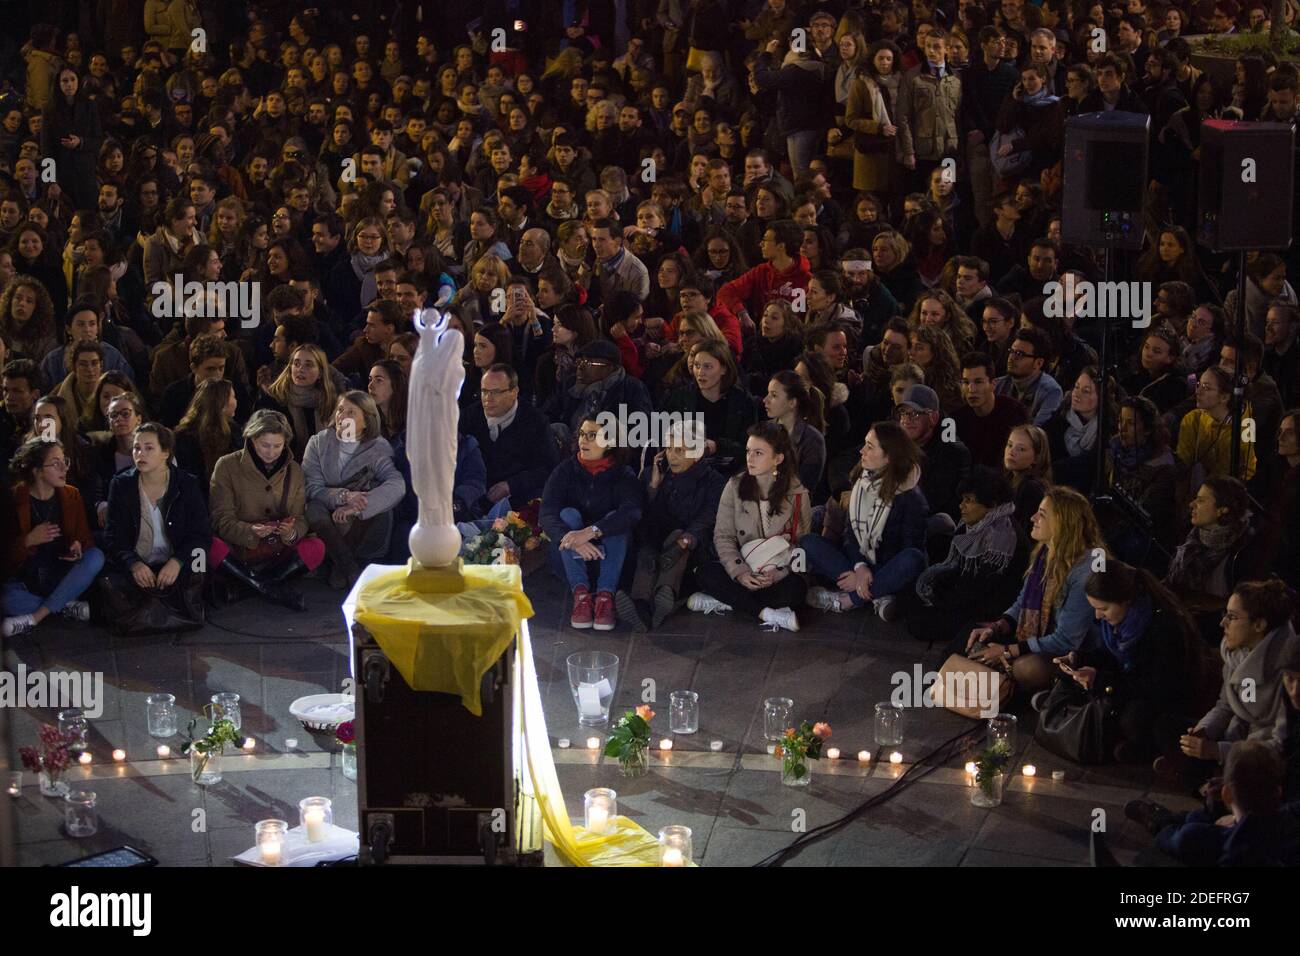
716, 219, 812, 334
3, 437, 105, 637
668, 274, 744, 360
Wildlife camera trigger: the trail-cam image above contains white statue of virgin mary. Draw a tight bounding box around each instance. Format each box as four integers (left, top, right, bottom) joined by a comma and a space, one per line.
406, 307, 465, 568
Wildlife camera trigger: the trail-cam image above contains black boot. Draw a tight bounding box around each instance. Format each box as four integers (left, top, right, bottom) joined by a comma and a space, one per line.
260, 555, 310, 586
219, 557, 305, 612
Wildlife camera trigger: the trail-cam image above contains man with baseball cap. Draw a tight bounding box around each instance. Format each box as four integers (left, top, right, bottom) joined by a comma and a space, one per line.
895, 384, 972, 533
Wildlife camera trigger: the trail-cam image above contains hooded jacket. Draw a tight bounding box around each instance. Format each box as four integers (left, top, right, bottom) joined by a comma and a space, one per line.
717, 256, 813, 322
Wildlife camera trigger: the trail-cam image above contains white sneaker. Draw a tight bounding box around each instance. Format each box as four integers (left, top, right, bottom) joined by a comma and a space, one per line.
806, 587, 845, 613
60, 601, 90, 622
873, 595, 899, 623
2, 614, 37, 638
759, 607, 800, 632
687, 592, 732, 615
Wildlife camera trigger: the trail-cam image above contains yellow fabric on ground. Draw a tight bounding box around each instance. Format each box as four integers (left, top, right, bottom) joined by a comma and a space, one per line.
515, 624, 688, 866
354, 563, 534, 716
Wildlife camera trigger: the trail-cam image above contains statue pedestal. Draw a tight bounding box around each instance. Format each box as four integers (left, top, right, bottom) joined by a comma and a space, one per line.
404, 557, 468, 593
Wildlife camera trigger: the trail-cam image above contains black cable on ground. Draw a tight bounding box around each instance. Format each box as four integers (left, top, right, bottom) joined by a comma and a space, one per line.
753, 724, 984, 867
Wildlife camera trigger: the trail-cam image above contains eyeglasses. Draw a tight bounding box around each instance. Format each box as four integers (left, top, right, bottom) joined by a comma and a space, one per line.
577, 358, 612, 368
577, 429, 603, 441
1008, 348, 1036, 360
43, 459, 69, 471
893, 409, 924, 422
107, 409, 136, 421
480, 386, 516, 397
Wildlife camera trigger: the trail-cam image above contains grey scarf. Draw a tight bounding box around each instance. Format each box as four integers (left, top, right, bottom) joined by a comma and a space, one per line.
1063, 409, 1098, 457
918, 502, 1020, 605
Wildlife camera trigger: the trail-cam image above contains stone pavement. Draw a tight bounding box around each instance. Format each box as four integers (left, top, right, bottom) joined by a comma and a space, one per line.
2, 570, 1200, 866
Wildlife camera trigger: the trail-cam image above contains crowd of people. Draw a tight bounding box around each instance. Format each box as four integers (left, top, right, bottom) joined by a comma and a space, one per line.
1, 0, 1299, 864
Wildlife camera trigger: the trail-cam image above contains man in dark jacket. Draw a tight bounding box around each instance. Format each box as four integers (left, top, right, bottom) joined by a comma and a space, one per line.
1079, 54, 1149, 116
751, 42, 831, 181
961, 26, 1020, 227
461, 363, 559, 516
542, 340, 654, 447
896, 385, 972, 528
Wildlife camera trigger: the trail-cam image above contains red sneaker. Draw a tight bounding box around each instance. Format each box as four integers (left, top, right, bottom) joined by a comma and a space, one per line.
571, 585, 593, 629
593, 591, 616, 631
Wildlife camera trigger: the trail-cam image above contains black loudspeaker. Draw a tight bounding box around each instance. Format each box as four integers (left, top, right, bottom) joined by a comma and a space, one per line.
1062, 111, 1151, 250
1197, 119, 1295, 252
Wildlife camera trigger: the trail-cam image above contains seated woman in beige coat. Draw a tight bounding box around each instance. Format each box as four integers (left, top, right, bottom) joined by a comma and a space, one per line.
209, 410, 324, 611
687, 420, 811, 632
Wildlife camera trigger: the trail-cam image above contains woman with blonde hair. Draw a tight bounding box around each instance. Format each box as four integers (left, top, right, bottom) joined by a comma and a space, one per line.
257, 344, 337, 462
1004, 423, 1053, 535
967, 485, 1108, 694
455, 253, 511, 326
870, 229, 922, 310
207, 196, 245, 257
907, 288, 977, 355
209, 409, 325, 611
174, 378, 240, 494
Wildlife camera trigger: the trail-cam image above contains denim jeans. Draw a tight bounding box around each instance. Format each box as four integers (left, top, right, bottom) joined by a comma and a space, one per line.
799, 534, 926, 606
2, 547, 105, 616
551, 507, 628, 593
786, 130, 820, 181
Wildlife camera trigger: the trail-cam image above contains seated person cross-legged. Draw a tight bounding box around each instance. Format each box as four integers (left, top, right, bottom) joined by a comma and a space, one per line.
303, 392, 407, 590
802, 421, 929, 624
690, 421, 811, 633
208, 410, 326, 611
101, 423, 210, 634
618, 418, 727, 631
1164, 476, 1256, 643
963, 486, 1107, 697
540, 415, 644, 633
1, 438, 106, 638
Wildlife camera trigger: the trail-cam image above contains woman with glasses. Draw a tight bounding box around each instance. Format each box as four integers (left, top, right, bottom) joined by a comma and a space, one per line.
1177, 366, 1257, 486
95, 392, 149, 512
2, 438, 105, 638
540, 415, 643, 632
329, 216, 390, 323
26, 393, 101, 526
100, 423, 209, 634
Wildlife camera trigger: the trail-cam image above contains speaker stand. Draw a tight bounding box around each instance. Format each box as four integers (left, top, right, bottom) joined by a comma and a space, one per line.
1230, 250, 1248, 479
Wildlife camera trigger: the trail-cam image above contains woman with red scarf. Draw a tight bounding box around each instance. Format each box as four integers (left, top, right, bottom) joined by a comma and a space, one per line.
540, 415, 644, 631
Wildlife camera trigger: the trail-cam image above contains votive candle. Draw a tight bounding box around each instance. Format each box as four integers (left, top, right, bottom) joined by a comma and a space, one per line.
825, 747, 840, 760
112, 749, 126, 762
78, 752, 92, 766
889, 751, 903, 765
857, 750, 871, 764
156, 745, 170, 758
586, 736, 601, 750
659, 739, 673, 751
1022, 764, 1037, 777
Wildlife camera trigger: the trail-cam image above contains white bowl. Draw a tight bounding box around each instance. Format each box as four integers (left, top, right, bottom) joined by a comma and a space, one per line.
288, 694, 355, 732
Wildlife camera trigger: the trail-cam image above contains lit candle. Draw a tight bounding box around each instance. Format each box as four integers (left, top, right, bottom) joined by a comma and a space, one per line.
260, 839, 283, 866
78, 752, 92, 766
1022, 764, 1037, 777
965, 761, 977, 776
825, 747, 840, 760
1052, 770, 1066, 782
156, 745, 170, 758
662, 847, 685, 867
557, 738, 571, 749
710, 740, 724, 752
889, 751, 903, 765
766, 743, 776, 755
857, 750, 871, 764
659, 739, 673, 751
285, 738, 299, 750
112, 749, 126, 762
6, 785, 18, 798
304, 807, 327, 843
242, 738, 256, 751
586, 736, 600, 750
587, 806, 610, 834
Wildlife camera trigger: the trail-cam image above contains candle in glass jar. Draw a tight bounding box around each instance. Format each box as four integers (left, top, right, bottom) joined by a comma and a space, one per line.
586, 736, 600, 750
304, 808, 327, 842
587, 806, 610, 834
889, 751, 903, 765
112, 749, 126, 762
662, 847, 685, 867
965, 761, 977, 775
659, 739, 673, 751
857, 750, 871, 764
1022, 764, 1037, 777
825, 747, 840, 760
260, 839, 283, 865
710, 740, 724, 751
242, 738, 256, 751
156, 745, 170, 758
78, 752, 92, 766
557, 738, 570, 749
6, 785, 17, 797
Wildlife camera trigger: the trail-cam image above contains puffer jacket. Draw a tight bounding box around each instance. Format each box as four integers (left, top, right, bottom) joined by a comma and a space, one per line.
896, 65, 962, 162
713, 475, 811, 580
639, 457, 728, 551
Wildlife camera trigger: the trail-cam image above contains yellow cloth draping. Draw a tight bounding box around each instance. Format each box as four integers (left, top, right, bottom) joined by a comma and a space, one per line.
354, 563, 534, 716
